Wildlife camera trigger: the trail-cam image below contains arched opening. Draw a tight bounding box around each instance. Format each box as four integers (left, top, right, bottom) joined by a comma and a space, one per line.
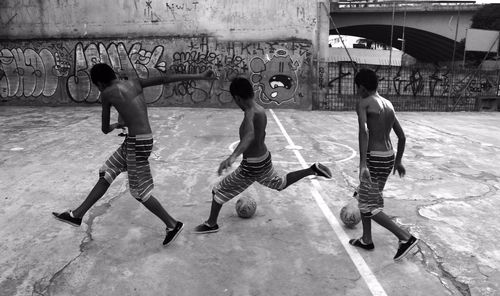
332, 25, 465, 63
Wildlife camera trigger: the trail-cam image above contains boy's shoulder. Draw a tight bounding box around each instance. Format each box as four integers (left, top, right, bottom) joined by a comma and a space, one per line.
358, 95, 374, 109
379, 96, 395, 111
100, 83, 123, 101
244, 105, 266, 121
366, 94, 393, 107
99, 85, 116, 101
102, 80, 141, 98
254, 105, 267, 118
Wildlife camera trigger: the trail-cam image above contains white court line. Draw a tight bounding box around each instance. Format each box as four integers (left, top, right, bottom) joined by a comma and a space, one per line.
229, 139, 356, 164
318, 140, 357, 163
269, 109, 388, 296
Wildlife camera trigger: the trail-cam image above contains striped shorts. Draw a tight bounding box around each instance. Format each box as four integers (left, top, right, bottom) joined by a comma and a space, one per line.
99, 134, 154, 202
213, 151, 286, 204
357, 151, 395, 215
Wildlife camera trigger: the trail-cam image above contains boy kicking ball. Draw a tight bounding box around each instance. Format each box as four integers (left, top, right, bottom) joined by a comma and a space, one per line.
193, 77, 332, 234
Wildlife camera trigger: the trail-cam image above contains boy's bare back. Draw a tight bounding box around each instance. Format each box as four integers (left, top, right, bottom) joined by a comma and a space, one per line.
101, 79, 152, 136
240, 104, 268, 158
360, 93, 396, 152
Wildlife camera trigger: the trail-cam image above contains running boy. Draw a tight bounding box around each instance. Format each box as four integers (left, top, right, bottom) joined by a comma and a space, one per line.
193, 77, 332, 233
53, 63, 216, 246
349, 68, 418, 261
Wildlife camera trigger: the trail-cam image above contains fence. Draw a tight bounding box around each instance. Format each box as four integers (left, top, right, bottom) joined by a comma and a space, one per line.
319, 62, 500, 111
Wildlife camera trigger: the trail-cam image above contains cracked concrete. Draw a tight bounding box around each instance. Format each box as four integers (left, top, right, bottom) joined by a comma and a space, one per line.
1, 107, 499, 296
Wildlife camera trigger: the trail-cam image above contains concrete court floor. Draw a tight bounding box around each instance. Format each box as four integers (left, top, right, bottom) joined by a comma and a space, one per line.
0, 106, 499, 296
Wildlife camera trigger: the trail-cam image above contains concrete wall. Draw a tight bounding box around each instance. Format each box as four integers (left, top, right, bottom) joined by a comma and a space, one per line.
0, 0, 319, 40
0, 0, 328, 108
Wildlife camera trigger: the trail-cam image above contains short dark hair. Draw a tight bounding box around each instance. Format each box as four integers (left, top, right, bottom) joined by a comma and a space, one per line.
90, 63, 117, 85
354, 68, 378, 91
229, 77, 254, 100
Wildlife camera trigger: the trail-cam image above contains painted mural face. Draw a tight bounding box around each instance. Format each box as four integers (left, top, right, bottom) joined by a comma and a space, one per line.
250, 49, 298, 105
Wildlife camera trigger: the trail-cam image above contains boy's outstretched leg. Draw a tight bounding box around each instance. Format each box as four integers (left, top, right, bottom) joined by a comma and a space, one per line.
141, 196, 183, 246
311, 162, 332, 179
282, 163, 332, 190
52, 177, 111, 227
193, 196, 221, 234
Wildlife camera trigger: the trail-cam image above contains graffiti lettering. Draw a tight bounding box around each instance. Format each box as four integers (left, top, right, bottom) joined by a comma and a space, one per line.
145, 0, 162, 22
322, 62, 500, 107
393, 67, 404, 95
162, 1, 199, 23
67, 42, 165, 103
165, 1, 198, 12
1, 37, 312, 107
319, 67, 325, 89
327, 71, 351, 88
404, 69, 424, 96
0, 47, 68, 98
429, 66, 445, 97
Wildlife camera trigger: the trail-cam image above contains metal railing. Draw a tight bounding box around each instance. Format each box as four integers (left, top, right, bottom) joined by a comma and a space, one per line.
333, 1, 478, 9
319, 62, 499, 111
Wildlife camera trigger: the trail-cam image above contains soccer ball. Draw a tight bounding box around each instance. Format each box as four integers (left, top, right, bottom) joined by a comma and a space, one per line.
235, 196, 257, 218
340, 200, 361, 228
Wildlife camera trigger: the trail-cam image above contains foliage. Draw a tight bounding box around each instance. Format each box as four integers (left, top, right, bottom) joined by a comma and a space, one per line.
471, 4, 500, 31
466, 4, 500, 65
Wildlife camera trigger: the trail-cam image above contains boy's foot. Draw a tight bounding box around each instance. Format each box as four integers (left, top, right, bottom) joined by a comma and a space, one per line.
52, 211, 82, 227
394, 236, 419, 261
193, 222, 219, 234
311, 162, 332, 179
163, 221, 184, 246
349, 238, 375, 250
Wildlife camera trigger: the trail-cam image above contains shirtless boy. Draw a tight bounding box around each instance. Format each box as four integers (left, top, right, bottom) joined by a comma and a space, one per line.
53, 63, 216, 246
349, 68, 418, 261
193, 77, 332, 233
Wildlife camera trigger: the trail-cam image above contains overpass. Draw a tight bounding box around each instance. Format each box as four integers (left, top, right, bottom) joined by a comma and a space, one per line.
330, 1, 484, 63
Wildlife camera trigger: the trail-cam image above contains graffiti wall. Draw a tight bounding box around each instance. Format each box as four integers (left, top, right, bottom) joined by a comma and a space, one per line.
321, 62, 500, 111
0, 37, 313, 108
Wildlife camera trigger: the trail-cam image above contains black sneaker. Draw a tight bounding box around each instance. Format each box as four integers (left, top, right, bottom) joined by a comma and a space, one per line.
52, 211, 82, 227
349, 238, 375, 250
193, 222, 219, 234
163, 221, 184, 246
394, 236, 419, 261
311, 162, 332, 179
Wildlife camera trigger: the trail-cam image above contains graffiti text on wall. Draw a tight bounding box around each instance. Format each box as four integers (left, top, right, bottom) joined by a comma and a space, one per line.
68, 42, 166, 104
0, 38, 312, 107
325, 63, 499, 98
0, 45, 70, 98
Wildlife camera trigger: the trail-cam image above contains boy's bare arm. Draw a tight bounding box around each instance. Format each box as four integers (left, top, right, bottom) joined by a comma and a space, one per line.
101, 97, 120, 134
117, 113, 125, 127
139, 69, 217, 88
392, 116, 406, 162
357, 102, 369, 167
392, 116, 406, 177
357, 101, 371, 182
